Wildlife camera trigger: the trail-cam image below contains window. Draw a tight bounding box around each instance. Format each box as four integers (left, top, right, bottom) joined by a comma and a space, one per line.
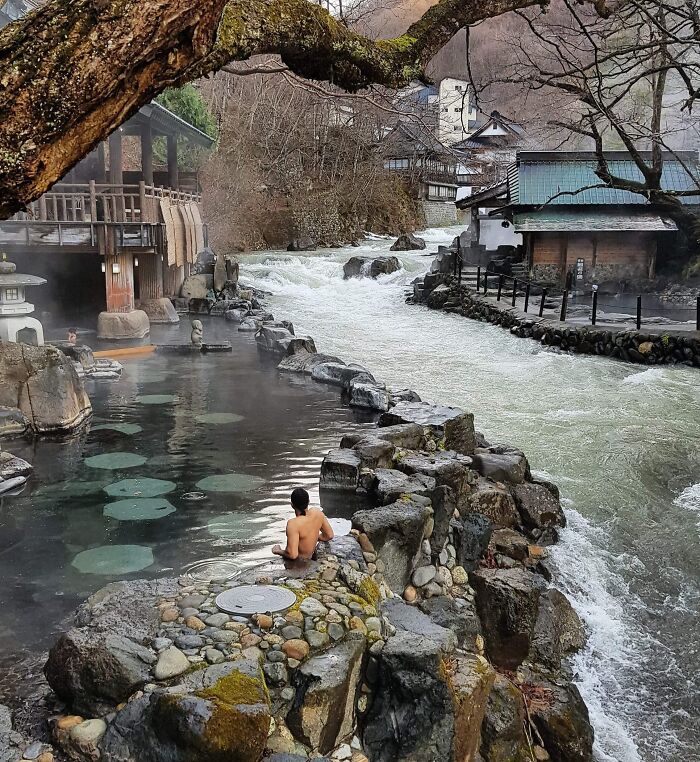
455, 85, 464, 92
454, 107, 462, 112
5, 287, 19, 301
384, 158, 410, 171
428, 184, 457, 200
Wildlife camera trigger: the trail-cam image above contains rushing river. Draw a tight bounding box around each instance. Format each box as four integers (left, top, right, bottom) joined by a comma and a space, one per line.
240, 228, 700, 762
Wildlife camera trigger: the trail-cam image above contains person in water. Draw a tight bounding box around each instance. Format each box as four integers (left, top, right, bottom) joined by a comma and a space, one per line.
272, 487, 334, 560
67, 327, 78, 345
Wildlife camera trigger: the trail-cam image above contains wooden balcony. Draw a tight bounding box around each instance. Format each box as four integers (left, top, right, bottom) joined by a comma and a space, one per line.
0, 182, 202, 254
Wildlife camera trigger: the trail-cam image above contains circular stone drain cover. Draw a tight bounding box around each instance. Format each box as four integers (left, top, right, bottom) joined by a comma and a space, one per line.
215, 585, 297, 615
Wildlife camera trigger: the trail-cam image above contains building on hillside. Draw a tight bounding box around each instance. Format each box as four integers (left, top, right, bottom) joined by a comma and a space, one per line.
0, 102, 215, 338
395, 77, 478, 147
381, 123, 458, 227
453, 111, 525, 201
475, 151, 700, 286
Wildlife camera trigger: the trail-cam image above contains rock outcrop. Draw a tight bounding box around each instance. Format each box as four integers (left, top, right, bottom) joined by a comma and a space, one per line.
343, 256, 401, 279
0, 342, 91, 433
390, 233, 426, 251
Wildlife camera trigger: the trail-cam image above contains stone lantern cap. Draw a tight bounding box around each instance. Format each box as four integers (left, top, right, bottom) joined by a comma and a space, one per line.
0, 258, 46, 287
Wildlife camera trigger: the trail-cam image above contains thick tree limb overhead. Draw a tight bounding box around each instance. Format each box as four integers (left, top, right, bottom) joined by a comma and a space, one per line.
0, 0, 558, 218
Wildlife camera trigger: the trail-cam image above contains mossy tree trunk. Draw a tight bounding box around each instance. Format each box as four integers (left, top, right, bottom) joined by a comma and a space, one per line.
0, 0, 548, 218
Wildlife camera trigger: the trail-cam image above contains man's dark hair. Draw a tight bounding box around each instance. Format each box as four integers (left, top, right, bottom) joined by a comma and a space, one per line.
291, 487, 310, 514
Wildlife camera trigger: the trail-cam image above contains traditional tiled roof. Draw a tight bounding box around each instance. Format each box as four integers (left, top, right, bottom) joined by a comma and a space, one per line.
513, 208, 678, 232
509, 151, 700, 206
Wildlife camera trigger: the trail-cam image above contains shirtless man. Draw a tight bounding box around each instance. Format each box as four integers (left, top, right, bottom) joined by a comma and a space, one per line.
272, 487, 334, 560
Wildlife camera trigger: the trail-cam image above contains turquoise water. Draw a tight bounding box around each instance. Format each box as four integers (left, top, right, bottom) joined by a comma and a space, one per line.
0, 321, 374, 699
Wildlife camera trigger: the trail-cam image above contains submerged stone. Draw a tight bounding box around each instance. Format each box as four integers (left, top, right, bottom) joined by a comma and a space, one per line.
71, 545, 154, 575
84, 452, 147, 470
136, 394, 177, 405
196, 473, 266, 493
104, 498, 176, 521
104, 477, 177, 498
91, 423, 143, 435
195, 412, 245, 425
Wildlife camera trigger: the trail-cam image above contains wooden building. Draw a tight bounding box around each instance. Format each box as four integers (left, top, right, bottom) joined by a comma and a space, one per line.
499, 151, 698, 286
381, 123, 458, 227
0, 102, 214, 338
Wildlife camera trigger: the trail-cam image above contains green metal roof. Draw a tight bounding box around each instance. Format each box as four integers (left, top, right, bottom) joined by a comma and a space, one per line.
513, 208, 678, 232
510, 153, 700, 206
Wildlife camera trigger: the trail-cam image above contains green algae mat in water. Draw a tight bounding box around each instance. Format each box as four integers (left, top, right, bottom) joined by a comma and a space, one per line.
207, 513, 259, 539
85, 452, 147, 470
104, 498, 176, 521
136, 394, 177, 405
194, 413, 244, 425
71, 544, 154, 575
196, 473, 265, 493
104, 477, 176, 498
91, 423, 143, 435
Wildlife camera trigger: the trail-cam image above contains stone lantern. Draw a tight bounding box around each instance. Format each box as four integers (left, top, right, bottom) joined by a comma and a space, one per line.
0, 256, 46, 345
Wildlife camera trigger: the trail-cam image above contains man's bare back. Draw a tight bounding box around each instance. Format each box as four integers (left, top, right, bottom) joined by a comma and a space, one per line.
272, 491, 334, 560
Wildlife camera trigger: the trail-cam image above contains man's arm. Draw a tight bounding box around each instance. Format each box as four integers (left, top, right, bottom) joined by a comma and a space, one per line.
319, 514, 334, 543
272, 522, 300, 560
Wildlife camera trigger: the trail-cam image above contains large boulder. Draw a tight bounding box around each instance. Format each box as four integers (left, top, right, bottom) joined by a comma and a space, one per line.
45, 629, 155, 716
372, 468, 436, 505
363, 625, 494, 762
288, 237, 317, 251
342, 256, 401, 279
390, 233, 426, 251
470, 568, 546, 669
471, 447, 529, 484
352, 498, 432, 593
277, 352, 344, 374
479, 674, 530, 762
344, 435, 395, 470
341, 423, 425, 452
512, 483, 567, 531
453, 512, 492, 571
99, 660, 270, 762
380, 402, 476, 455
319, 449, 362, 490
381, 598, 456, 653
311, 362, 375, 390
529, 589, 586, 670
0, 406, 30, 438
45, 579, 177, 715
97, 310, 150, 340
180, 274, 213, 300
519, 667, 594, 762
138, 297, 179, 324
0, 342, 91, 433
287, 637, 365, 754
417, 595, 482, 651
396, 450, 474, 502
349, 381, 390, 412
467, 478, 520, 528
255, 325, 294, 353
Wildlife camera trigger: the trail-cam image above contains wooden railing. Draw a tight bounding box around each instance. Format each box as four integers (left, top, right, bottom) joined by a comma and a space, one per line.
17, 181, 202, 225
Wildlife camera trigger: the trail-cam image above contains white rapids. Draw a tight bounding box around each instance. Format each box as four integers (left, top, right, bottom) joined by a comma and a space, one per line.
241, 226, 700, 762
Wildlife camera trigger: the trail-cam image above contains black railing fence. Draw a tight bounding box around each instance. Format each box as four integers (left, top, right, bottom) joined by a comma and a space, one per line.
450, 247, 699, 331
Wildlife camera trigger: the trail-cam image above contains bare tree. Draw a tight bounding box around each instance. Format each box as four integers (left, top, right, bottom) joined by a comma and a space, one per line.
479, 0, 700, 247
0, 0, 586, 218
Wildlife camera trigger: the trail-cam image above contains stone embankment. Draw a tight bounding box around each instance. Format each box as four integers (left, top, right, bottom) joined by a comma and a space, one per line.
412, 261, 700, 368
2, 285, 594, 762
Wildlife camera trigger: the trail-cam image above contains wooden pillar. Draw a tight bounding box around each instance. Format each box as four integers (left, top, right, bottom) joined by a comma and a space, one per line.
167, 135, 179, 189
108, 129, 123, 185
96, 142, 107, 183
141, 123, 154, 186
104, 250, 135, 313
138, 253, 164, 300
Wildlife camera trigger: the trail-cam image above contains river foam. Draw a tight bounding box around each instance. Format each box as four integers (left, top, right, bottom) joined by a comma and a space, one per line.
240, 227, 700, 762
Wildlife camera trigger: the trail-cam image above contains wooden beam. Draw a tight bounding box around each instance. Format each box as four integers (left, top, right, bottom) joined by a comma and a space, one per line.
141, 123, 154, 186
108, 129, 123, 185
167, 135, 179, 190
